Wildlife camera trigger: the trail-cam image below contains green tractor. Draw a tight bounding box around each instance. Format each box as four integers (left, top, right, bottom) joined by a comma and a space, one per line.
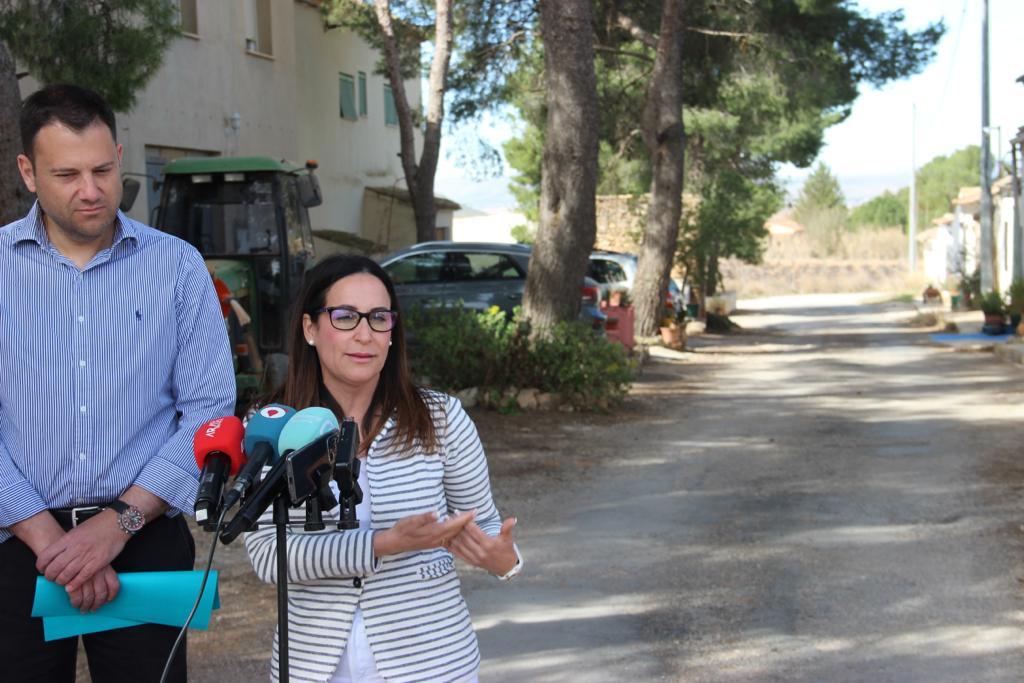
153, 156, 322, 410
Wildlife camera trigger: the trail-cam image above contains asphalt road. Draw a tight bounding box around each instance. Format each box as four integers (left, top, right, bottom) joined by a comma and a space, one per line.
464, 293, 1024, 682
77, 293, 1024, 681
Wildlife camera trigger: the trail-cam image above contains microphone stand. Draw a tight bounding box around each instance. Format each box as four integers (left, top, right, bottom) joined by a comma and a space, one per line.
272, 495, 291, 683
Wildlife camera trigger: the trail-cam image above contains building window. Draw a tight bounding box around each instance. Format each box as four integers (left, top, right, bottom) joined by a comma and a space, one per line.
245, 0, 273, 55
339, 73, 358, 121
358, 72, 368, 118
176, 0, 198, 36
383, 84, 399, 126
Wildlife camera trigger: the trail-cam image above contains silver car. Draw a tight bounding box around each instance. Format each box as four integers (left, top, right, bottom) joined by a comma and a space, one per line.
379, 241, 606, 330
587, 250, 686, 314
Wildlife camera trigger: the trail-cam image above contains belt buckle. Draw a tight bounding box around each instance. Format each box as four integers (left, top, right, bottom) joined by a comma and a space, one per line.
70, 505, 101, 527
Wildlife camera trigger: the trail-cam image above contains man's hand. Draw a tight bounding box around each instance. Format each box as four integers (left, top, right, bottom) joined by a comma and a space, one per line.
373, 510, 476, 557
67, 564, 120, 613
448, 516, 518, 576
36, 510, 127, 593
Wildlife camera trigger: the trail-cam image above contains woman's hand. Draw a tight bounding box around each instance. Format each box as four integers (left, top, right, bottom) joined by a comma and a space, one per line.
447, 516, 518, 576
373, 510, 476, 557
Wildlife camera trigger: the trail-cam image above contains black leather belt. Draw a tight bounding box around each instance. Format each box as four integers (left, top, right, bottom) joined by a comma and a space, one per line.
50, 504, 113, 528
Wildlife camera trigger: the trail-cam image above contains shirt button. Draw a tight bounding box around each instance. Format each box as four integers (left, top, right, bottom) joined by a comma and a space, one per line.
80, 406, 87, 413
79, 360, 86, 367
79, 453, 87, 460
77, 315, 85, 323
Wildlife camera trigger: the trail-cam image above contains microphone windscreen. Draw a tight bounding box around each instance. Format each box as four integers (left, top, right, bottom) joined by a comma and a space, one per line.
243, 404, 296, 464
193, 416, 246, 475
278, 407, 339, 454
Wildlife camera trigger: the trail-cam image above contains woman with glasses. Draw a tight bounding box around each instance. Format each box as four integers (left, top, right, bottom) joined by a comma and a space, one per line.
243, 254, 522, 683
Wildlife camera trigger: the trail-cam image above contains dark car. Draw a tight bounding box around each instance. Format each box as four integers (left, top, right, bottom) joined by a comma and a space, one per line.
379, 241, 606, 331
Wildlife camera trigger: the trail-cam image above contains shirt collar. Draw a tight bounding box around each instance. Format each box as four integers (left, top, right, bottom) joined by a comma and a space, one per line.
11, 202, 139, 252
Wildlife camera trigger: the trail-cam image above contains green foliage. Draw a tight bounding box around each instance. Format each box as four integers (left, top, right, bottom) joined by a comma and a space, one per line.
849, 190, 907, 230
914, 145, 980, 225
509, 223, 535, 244
979, 290, 1005, 316
853, 146, 981, 233
1007, 279, 1024, 315
678, 167, 783, 294
405, 304, 634, 410
794, 162, 846, 219
0, 0, 179, 112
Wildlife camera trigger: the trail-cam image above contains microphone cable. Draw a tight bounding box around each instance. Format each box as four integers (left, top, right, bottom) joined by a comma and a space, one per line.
159, 504, 229, 683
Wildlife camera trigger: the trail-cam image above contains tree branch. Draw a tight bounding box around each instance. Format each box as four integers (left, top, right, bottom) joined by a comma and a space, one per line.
686, 26, 756, 39
593, 44, 653, 62
615, 13, 658, 49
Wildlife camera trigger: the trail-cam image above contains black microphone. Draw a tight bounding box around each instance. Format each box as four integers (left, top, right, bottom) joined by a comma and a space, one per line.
219, 455, 289, 545
193, 417, 245, 528
221, 405, 296, 512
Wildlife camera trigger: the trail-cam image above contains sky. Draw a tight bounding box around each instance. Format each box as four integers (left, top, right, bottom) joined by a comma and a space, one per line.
434, 0, 1024, 212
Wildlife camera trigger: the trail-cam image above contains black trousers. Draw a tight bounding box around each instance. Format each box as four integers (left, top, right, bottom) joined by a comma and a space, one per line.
0, 513, 196, 683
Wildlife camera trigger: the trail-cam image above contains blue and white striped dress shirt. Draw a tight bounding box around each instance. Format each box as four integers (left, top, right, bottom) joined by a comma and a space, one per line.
0, 202, 236, 542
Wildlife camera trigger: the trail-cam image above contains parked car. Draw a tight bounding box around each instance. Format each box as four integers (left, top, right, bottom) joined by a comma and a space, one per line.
379, 241, 607, 331
587, 250, 686, 315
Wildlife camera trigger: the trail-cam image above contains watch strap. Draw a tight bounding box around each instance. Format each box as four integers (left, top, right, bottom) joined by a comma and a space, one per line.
497, 543, 523, 581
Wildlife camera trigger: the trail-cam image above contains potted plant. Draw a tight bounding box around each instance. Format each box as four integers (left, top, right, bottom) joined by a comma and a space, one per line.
1007, 279, 1024, 333
658, 307, 688, 350
979, 290, 1007, 335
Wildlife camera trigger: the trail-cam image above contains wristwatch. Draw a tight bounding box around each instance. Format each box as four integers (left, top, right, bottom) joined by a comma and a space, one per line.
108, 500, 146, 536
497, 544, 524, 582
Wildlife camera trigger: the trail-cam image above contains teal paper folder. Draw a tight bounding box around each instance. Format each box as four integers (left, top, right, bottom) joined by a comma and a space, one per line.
31, 570, 220, 641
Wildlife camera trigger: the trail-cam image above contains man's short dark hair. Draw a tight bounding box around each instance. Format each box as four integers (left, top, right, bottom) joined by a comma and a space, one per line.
20, 84, 117, 160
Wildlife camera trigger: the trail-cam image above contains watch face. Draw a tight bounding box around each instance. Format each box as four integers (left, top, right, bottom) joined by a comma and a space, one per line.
120, 507, 145, 533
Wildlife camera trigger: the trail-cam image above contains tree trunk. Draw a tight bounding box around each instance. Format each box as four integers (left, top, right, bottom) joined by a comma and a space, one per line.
0, 42, 30, 225
627, 1, 686, 337
523, 0, 599, 334
373, 0, 453, 243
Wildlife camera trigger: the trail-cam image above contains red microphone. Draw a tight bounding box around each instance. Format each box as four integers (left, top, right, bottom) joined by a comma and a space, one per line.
193, 416, 245, 527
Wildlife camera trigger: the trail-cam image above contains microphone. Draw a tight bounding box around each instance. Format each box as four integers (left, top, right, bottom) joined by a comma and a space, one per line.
219, 407, 339, 545
193, 416, 245, 528
221, 404, 296, 512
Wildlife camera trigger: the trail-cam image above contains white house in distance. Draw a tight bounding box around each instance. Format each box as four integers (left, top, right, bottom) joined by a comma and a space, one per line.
18, 0, 457, 249
451, 207, 528, 243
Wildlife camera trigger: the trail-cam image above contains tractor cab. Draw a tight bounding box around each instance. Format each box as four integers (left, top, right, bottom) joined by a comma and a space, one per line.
154, 156, 322, 408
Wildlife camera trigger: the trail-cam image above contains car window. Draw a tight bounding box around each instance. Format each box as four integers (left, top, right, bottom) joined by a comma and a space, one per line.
433, 251, 524, 282
385, 252, 445, 284
588, 258, 628, 284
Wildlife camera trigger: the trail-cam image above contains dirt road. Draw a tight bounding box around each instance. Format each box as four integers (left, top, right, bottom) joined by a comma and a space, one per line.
463, 294, 1024, 682
84, 294, 1024, 681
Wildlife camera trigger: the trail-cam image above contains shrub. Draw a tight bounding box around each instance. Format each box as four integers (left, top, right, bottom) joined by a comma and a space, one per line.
404, 304, 634, 410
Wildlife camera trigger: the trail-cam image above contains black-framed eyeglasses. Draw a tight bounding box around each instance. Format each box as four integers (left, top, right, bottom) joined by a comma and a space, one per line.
314, 306, 398, 332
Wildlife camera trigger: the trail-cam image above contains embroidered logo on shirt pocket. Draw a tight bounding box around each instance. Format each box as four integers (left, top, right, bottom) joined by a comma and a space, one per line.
418, 556, 454, 580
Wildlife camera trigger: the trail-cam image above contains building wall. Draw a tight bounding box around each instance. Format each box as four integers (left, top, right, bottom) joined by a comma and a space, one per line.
292, 5, 413, 234
995, 191, 1017, 291
19, 1, 420, 236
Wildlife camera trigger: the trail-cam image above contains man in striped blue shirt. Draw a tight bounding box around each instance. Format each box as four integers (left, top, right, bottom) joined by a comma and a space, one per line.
0, 85, 235, 682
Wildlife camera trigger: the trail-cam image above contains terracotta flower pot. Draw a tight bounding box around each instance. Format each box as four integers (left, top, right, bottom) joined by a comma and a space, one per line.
659, 324, 686, 350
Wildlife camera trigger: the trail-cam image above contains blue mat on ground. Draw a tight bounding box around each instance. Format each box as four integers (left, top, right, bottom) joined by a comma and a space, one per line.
930, 333, 1013, 344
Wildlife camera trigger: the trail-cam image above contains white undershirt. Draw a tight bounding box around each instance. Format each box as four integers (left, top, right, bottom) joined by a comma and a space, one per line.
330, 458, 379, 683
328, 458, 480, 683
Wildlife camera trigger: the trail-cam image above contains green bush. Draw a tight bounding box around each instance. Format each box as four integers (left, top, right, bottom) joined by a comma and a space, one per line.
404, 304, 634, 410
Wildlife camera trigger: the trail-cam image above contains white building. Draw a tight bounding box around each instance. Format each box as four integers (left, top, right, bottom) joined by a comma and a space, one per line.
19, 0, 451, 246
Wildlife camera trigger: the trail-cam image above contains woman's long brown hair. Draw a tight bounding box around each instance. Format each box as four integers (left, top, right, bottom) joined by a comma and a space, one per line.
269, 254, 437, 453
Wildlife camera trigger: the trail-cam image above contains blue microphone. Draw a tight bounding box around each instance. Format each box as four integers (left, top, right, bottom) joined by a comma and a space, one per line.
221, 404, 296, 513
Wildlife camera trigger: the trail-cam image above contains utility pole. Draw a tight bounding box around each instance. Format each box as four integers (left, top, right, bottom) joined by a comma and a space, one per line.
1013, 75, 1024, 283
980, 0, 995, 292
909, 103, 917, 273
